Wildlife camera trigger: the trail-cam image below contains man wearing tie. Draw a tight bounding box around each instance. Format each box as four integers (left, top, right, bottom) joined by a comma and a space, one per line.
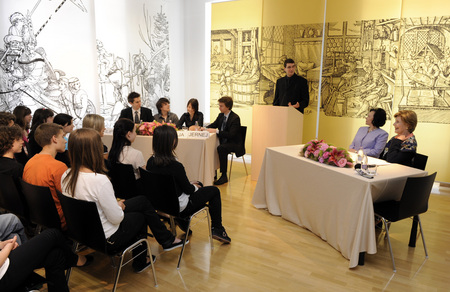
273, 58, 309, 114
206, 96, 243, 185
119, 92, 153, 123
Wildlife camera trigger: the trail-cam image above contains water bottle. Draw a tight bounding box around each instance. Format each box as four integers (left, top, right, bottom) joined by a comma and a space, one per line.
195, 121, 199, 131
357, 147, 364, 164
362, 154, 368, 173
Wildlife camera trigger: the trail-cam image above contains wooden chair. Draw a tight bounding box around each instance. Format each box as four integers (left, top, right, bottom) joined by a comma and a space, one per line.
0, 173, 27, 219
57, 192, 157, 291
412, 153, 428, 171
109, 163, 141, 200
228, 125, 248, 180
139, 168, 213, 269
374, 172, 437, 272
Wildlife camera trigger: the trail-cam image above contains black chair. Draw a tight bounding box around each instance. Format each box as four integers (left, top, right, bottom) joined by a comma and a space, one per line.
0, 173, 27, 219
228, 126, 248, 180
374, 172, 437, 272
139, 168, 213, 269
412, 153, 428, 171
57, 192, 157, 291
19, 179, 61, 231
109, 163, 140, 200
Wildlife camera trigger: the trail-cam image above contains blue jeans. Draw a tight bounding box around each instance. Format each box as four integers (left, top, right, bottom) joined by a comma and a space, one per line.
0, 214, 27, 245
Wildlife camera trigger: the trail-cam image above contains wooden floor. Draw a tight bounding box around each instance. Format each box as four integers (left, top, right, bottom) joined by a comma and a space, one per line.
40, 162, 450, 291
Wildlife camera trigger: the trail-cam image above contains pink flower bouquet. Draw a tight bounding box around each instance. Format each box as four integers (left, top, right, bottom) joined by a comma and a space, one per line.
136, 121, 177, 136
300, 139, 353, 168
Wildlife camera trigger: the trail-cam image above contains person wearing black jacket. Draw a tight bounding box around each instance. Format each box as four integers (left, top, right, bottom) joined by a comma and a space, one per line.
119, 92, 153, 123
206, 96, 243, 185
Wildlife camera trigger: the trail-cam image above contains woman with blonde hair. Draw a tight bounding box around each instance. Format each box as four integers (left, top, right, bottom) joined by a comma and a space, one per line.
82, 114, 108, 154
379, 110, 418, 166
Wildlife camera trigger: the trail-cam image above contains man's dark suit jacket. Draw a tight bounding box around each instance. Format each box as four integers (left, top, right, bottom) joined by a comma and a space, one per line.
273, 73, 309, 114
207, 110, 244, 157
119, 107, 153, 122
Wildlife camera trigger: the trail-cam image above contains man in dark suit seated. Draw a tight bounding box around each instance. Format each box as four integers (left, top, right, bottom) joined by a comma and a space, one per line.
273, 58, 309, 114
206, 96, 243, 185
119, 92, 153, 123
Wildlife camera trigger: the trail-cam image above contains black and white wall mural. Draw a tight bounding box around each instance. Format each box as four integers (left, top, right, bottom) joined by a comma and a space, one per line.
1, 0, 170, 127
211, 16, 450, 124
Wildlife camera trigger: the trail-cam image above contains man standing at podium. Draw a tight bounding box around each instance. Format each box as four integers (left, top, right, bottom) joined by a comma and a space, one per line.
273, 59, 309, 114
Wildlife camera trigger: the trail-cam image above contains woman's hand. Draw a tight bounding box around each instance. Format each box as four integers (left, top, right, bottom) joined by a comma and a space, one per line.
0, 236, 18, 251
117, 199, 126, 211
348, 148, 356, 153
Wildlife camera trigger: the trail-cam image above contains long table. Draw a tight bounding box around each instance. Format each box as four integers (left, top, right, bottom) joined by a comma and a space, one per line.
251, 145, 427, 268
102, 132, 219, 186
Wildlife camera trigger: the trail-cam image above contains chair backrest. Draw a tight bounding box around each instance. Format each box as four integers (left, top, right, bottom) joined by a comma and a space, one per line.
139, 168, 180, 216
234, 126, 247, 157
57, 192, 107, 253
0, 173, 27, 218
20, 179, 61, 229
412, 153, 428, 171
109, 163, 138, 200
398, 172, 437, 219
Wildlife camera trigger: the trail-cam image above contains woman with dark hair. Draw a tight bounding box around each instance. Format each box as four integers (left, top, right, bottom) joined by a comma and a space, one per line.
146, 125, 231, 243
0, 125, 24, 180
108, 118, 145, 179
153, 97, 179, 124
380, 110, 418, 166
176, 98, 204, 130
12, 106, 32, 165
62, 128, 184, 272
53, 113, 74, 167
349, 108, 388, 157
28, 108, 55, 157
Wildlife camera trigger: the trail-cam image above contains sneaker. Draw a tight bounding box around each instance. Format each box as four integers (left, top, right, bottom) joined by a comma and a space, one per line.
163, 239, 189, 251
213, 175, 228, 185
133, 255, 156, 273
212, 227, 231, 243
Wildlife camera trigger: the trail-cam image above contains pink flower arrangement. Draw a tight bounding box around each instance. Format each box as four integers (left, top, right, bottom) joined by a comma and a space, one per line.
300, 139, 353, 168
136, 120, 177, 136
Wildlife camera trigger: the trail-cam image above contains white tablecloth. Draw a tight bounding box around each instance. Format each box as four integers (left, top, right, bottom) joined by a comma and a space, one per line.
102, 132, 219, 186
252, 145, 427, 268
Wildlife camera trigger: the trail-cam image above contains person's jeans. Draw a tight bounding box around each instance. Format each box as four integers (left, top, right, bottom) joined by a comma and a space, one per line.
0, 213, 27, 245
180, 186, 223, 228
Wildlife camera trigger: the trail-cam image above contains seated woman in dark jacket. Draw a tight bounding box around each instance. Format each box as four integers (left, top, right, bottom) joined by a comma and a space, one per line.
379, 110, 417, 166
176, 98, 204, 130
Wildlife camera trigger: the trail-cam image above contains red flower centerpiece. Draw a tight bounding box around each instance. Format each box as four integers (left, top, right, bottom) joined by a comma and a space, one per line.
136, 121, 177, 136
300, 139, 353, 168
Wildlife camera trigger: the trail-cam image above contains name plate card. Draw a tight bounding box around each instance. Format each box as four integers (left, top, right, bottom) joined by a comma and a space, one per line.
177, 131, 210, 138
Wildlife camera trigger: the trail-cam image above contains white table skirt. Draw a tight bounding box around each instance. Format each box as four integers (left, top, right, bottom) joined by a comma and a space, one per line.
103, 132, 219, 186
252, 145, 427, 268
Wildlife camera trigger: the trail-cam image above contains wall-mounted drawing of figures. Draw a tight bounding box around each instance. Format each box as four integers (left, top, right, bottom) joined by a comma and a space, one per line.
397, 16, 450, 124
210, 28, 260, 108
0, 1, 95, 127
95, 5, 170, 128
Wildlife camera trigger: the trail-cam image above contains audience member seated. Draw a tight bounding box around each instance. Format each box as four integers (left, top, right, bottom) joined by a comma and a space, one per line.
0, 214, 27, 245
12, 106, 32, 166
349, 108, 388, 158
23, 123, 68, 230
0, 125, 25, 180
176, 98, 204, 130
82, 114, 109, 156
0, 228, 89, 292
205, 96, 243, 185
53, 113, 74, 167
146, 125, 231, 243
108, 118, 145, 180
379, 110, 418, 166
62, 128, 185, 273
27, 108, 54, 157
0, 112, 15, 127
153, 97, 179, 124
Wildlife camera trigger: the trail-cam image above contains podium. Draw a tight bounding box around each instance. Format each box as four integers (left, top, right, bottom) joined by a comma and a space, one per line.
251, 105, 303, 180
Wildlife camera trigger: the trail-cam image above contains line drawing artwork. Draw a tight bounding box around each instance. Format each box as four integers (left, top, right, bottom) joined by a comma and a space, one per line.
97, 5, 170, 127
0, 0, 95, 125
210, 28, 260, 108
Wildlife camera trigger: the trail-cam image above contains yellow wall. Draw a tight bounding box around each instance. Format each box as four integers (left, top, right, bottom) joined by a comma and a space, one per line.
212, 0, 450, 182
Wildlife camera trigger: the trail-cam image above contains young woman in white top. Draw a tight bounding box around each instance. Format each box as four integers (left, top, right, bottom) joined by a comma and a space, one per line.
108, 118, 145, 179
61, 129, 183, 273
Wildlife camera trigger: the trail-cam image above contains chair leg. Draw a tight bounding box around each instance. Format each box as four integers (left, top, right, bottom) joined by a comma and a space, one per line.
228, 153, 234, 180
112, 255, 125, 292
177, 219, 191, 269
417, 215, 429, 258
169, 216, 177, 236
381, 218, 396, 272
241, 156, 248, 176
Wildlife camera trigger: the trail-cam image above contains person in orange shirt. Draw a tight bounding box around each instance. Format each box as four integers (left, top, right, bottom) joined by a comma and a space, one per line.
23, 123, 68, 230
